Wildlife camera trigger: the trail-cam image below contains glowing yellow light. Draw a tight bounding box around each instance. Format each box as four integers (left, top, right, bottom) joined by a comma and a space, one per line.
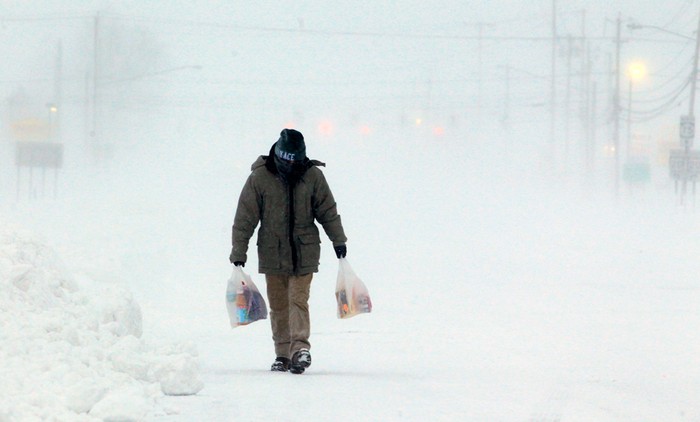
603, 144, 616, 157
415, 118, 423, 127
628, 62, 646, 81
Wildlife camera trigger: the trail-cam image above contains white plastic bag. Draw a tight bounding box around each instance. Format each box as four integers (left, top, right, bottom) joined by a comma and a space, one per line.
226, 266, 268, 328
335, 258, 372, 319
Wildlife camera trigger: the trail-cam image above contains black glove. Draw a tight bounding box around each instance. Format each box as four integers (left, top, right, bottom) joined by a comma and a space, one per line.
334, 244, 347, 259
229, 249, 244, 266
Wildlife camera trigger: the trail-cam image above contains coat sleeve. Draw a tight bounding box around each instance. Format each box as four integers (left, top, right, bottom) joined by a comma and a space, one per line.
231, 173, 261, 263
312, 171, 347, 246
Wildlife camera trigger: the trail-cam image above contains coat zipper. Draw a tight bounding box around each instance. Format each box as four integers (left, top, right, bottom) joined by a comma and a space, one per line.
288, 182, 298, 273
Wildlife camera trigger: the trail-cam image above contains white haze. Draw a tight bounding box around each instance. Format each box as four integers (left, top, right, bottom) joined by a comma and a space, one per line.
1, 1, 699, 421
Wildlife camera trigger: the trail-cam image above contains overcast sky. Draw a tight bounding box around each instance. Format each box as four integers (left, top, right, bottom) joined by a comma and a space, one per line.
1, 1, 698, 155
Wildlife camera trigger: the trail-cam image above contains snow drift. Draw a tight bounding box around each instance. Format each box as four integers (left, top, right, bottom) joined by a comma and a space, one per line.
0, 222, 203, 421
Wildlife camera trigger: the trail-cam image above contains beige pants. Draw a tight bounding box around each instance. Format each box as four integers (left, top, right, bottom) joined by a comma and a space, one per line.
265, 273, 313, 358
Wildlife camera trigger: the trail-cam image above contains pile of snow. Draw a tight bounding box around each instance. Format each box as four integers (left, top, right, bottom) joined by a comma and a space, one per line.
0, 223, 203, 421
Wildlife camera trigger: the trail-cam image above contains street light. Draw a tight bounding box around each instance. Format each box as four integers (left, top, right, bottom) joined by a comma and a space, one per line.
626, 61, 646, 158
629, 16, 700, 203
627, 22, 695, 41
46, 102, 57, 142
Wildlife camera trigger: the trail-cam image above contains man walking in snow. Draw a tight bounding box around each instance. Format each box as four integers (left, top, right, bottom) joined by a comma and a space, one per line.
229, 128, 347, 374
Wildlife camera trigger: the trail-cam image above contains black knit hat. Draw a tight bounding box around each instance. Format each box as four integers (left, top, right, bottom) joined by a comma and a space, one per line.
274, 129, 306, 162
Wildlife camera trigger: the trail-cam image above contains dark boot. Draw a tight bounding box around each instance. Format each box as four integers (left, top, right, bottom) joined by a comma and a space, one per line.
271, 357, 290, 372
289, 349, 311, 374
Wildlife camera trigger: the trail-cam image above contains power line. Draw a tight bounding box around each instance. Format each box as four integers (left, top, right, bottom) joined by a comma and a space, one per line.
0, 10, 690, 46
88, 12, 689, 44
661, 0, 697, 30
630, 56, 694, 101
0, 14, 91, 22
624, 74, 692, 122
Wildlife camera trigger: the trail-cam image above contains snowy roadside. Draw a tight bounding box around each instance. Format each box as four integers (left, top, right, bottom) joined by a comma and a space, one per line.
0, 221, 203, 421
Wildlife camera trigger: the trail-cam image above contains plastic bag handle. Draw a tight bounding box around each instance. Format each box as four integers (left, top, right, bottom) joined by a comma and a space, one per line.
232, 265, 245, 278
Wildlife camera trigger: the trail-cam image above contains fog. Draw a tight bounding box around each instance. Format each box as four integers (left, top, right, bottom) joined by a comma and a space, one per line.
1, 1, 699, 421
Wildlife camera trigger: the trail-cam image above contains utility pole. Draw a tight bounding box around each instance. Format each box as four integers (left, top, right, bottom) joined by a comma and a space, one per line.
689, 12, 700, 118
463, 21, 491, 135
612, 14, 622, 197
92, 13, 100, 148
54, 41, 62, 142
590, 81, 597, 175
502, 65, 510, 130
478, 22, 484, 131
565, 34, 573, 162
681, 8, 700, 203
550, 0, 557, 168
629, 14, 700, 203
580, 10, 590, 174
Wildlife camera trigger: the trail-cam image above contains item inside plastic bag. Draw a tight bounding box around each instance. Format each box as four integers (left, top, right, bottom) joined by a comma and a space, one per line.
335, 258, 372, 319
226, 266, 268, 327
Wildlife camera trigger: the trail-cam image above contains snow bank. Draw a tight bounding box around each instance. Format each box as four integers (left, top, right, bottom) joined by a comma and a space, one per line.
0, 223, 203, 421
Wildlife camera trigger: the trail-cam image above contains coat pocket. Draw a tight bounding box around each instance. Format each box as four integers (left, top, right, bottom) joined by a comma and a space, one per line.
257, 236, 281, 270
297, 233, 321, 268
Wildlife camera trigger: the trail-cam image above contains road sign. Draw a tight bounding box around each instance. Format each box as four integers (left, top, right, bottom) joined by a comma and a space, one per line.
669, 149, 700, 181
14, 141, 64, 200
680, 115, 695, 149
11, 118, 50, 142
623, 161, 651, 184
15, 142, 63, 168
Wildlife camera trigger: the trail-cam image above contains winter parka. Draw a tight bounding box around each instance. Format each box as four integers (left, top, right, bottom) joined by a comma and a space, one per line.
231, 153, 347, 275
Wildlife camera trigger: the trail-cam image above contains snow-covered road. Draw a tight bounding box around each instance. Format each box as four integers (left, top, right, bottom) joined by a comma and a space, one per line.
3, 136, 699, 421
